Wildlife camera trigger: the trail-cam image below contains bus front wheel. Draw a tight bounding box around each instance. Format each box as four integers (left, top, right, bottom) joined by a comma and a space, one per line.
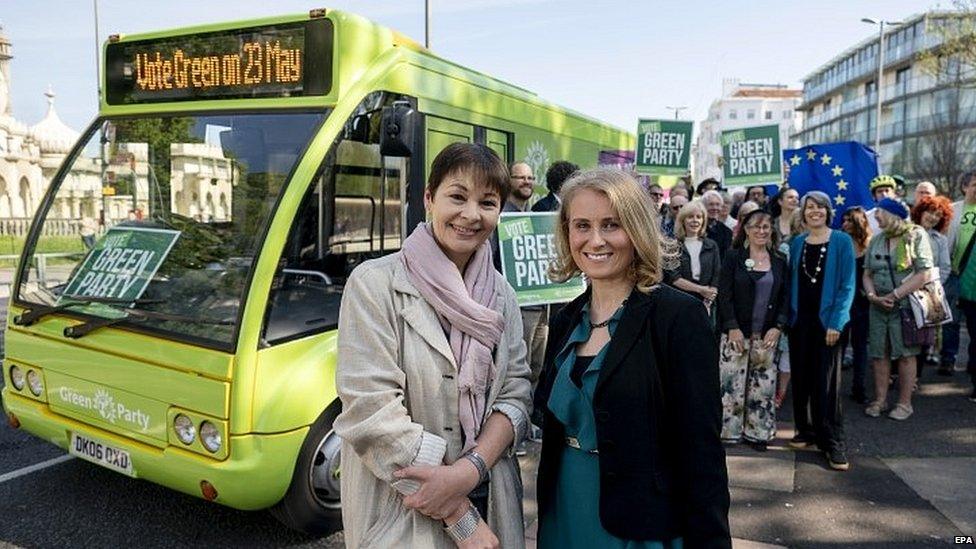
270, 402, 343, 535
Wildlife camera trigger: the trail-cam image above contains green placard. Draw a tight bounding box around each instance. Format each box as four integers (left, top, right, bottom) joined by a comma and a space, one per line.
635, 119, 693, 176
61, 226, 181, 303
497, 212, 586, 307
721, 124, 782, 186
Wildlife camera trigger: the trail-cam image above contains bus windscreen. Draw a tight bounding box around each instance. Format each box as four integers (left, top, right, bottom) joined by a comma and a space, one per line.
105, 19, 333, 104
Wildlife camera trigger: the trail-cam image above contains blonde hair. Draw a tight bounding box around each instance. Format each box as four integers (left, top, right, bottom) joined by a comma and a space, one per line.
674, 199, 708, 240
549, 168, 678, 293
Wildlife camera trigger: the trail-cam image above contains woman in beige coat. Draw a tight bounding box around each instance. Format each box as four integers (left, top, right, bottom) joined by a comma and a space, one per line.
335, 142, 532, 548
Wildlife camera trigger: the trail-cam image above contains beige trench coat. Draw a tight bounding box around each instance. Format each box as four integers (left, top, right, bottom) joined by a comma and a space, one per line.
334, 252, 532, 548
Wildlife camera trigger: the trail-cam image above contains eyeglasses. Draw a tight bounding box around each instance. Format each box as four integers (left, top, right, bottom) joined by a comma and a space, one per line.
746, 224, 772, 232
512, 175, 536, 181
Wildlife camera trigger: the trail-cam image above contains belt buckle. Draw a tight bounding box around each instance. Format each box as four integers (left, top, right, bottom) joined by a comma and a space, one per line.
566, 436, 581, 449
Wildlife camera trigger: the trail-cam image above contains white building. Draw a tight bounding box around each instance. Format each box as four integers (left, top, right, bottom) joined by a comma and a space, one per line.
693, 79, 802, 185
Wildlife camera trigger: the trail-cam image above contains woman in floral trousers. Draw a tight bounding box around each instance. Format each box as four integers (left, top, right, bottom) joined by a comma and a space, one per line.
717, 210, 791, 450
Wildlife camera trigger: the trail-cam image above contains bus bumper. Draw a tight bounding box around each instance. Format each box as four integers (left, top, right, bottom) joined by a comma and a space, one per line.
3, 389, 308, 511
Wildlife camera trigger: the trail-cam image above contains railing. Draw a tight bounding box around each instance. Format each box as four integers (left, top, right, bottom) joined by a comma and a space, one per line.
0, 218, 80, 237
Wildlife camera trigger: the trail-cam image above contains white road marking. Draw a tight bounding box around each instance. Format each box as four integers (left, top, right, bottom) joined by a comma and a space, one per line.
0, 454, 74, 484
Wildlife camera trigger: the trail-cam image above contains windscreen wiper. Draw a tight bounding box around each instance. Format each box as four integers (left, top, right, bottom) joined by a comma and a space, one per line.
13, 297, 163, 327
63, 307, 235, 339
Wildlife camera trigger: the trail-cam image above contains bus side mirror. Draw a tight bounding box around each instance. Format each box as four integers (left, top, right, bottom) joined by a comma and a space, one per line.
380, 101, 417, 157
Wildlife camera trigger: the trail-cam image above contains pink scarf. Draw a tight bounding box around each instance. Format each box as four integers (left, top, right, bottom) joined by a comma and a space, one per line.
401, 223, 505, 452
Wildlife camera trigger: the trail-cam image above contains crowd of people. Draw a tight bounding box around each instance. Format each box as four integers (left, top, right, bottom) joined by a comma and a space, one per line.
331, 142, 975, 548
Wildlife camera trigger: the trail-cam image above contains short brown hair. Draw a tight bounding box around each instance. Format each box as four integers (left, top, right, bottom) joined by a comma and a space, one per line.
427, 143, 510, 203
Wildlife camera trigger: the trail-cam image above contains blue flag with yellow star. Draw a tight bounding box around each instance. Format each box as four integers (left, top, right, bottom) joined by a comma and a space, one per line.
783, 141, 878, 228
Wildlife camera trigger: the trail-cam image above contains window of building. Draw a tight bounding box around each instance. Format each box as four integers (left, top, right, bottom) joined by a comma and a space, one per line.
729, 109, 738, 120
747, 109, 756, 119
782, 110, 791, 119
764, 110, 773, 120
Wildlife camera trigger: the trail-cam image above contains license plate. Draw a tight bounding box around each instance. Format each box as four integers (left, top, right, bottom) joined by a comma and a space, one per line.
69, 432, 135, 477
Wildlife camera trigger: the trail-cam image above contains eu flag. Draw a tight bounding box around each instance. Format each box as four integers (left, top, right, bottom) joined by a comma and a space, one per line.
783, 141, 878, 228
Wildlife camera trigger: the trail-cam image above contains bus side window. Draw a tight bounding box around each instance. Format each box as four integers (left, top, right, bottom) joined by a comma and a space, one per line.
262, 92, 409, 345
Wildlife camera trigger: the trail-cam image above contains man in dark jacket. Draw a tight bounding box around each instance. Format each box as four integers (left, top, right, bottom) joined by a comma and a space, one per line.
531, 160, 578, 213
702, 190, 733, 260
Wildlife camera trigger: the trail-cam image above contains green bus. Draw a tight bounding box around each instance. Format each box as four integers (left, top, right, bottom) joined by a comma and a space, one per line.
1, 8, 632, 534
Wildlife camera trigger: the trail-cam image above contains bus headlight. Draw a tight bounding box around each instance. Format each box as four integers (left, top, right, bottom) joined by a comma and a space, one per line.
199, 421, 222, 453
26, 370, 44, 396
174, 414, 196, 445
9, 365, 25, 391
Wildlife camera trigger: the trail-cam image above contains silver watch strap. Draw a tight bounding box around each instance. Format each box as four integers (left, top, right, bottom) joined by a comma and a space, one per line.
444, 503, 480, 541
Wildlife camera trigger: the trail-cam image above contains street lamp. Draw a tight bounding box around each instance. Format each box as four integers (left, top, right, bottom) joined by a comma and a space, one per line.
665, 106, 687, 120
861, 17, 901, 155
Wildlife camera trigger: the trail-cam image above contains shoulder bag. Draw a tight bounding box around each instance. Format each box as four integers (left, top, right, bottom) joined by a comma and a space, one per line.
884, 238, 936, 346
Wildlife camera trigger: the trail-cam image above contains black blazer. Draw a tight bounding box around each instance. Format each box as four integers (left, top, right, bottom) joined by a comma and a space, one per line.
665, 238, 722, 293
535, 285, 731, 548
716, 247, 790, 337
706, 220, 733, 260
531, 192, 560, 213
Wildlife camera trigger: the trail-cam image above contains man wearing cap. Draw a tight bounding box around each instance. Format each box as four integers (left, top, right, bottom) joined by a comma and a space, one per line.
866, 175, 898, 234
947, 171, 976, 402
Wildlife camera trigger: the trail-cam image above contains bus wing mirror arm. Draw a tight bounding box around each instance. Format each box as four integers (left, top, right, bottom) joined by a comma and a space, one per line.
380, 101, 417, 158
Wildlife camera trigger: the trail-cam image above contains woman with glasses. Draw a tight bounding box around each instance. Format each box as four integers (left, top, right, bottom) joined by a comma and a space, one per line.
862, 199, 934, 421
717, 210, 790, 450
840, 207, 873, 404
787, 191, 856, 471
665, 199, 721, 315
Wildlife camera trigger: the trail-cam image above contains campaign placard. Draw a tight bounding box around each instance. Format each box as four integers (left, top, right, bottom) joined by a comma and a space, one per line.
497, 212, 586, 307
635, 119, 693, 176
721, 124, 783, 186
61, 226, 181, 303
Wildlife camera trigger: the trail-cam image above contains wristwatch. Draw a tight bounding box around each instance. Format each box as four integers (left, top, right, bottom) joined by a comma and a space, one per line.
444, 503, 480, 541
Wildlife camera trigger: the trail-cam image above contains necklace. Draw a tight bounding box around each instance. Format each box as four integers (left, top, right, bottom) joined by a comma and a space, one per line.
801, 241, 828, 284
589, 299, 627, 329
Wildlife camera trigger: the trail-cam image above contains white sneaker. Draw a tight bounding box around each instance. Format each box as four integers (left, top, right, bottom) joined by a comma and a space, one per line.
888, 403, 913, 421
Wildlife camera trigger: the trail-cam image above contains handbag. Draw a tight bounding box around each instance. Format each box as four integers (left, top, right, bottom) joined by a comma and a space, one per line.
884, 238, 936, 346
907, 279, 952, 328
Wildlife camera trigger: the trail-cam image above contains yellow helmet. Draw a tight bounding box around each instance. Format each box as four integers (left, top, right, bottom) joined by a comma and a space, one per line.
869, 175, 897, 191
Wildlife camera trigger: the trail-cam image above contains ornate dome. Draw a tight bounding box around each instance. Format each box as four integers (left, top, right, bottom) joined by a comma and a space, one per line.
30, 86, 78, 154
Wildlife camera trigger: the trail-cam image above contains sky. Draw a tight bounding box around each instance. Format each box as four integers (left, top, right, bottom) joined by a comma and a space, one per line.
2, 0, 940, 136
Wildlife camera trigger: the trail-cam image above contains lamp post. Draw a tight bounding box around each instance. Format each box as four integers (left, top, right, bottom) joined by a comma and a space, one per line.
861, 18, 901, 155
665, 105, 687, 120
425, 0, 431, 49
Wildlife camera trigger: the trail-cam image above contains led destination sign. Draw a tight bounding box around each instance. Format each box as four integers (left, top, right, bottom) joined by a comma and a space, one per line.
106, 19, 333, 104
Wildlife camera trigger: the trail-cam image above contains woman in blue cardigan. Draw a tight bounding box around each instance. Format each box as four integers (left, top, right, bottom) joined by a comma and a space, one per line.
787, 191, 856, 472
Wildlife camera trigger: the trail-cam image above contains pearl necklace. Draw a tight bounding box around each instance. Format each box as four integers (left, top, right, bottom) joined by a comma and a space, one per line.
801, 241, 828, 284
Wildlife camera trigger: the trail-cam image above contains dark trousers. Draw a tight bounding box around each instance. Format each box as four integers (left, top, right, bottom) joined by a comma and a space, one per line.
958, 299, 976, 383
789, 319, 846, 452
841, 310, 869, 398
941, 274, 960, 365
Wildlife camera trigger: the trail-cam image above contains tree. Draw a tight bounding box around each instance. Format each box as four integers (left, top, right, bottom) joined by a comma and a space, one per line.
913, 3, 976, 196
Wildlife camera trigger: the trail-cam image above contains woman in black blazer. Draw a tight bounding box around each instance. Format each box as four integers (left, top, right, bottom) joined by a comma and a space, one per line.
716, 209, 790, 451
535, 168, 731, 549
665, 199, 722, 317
